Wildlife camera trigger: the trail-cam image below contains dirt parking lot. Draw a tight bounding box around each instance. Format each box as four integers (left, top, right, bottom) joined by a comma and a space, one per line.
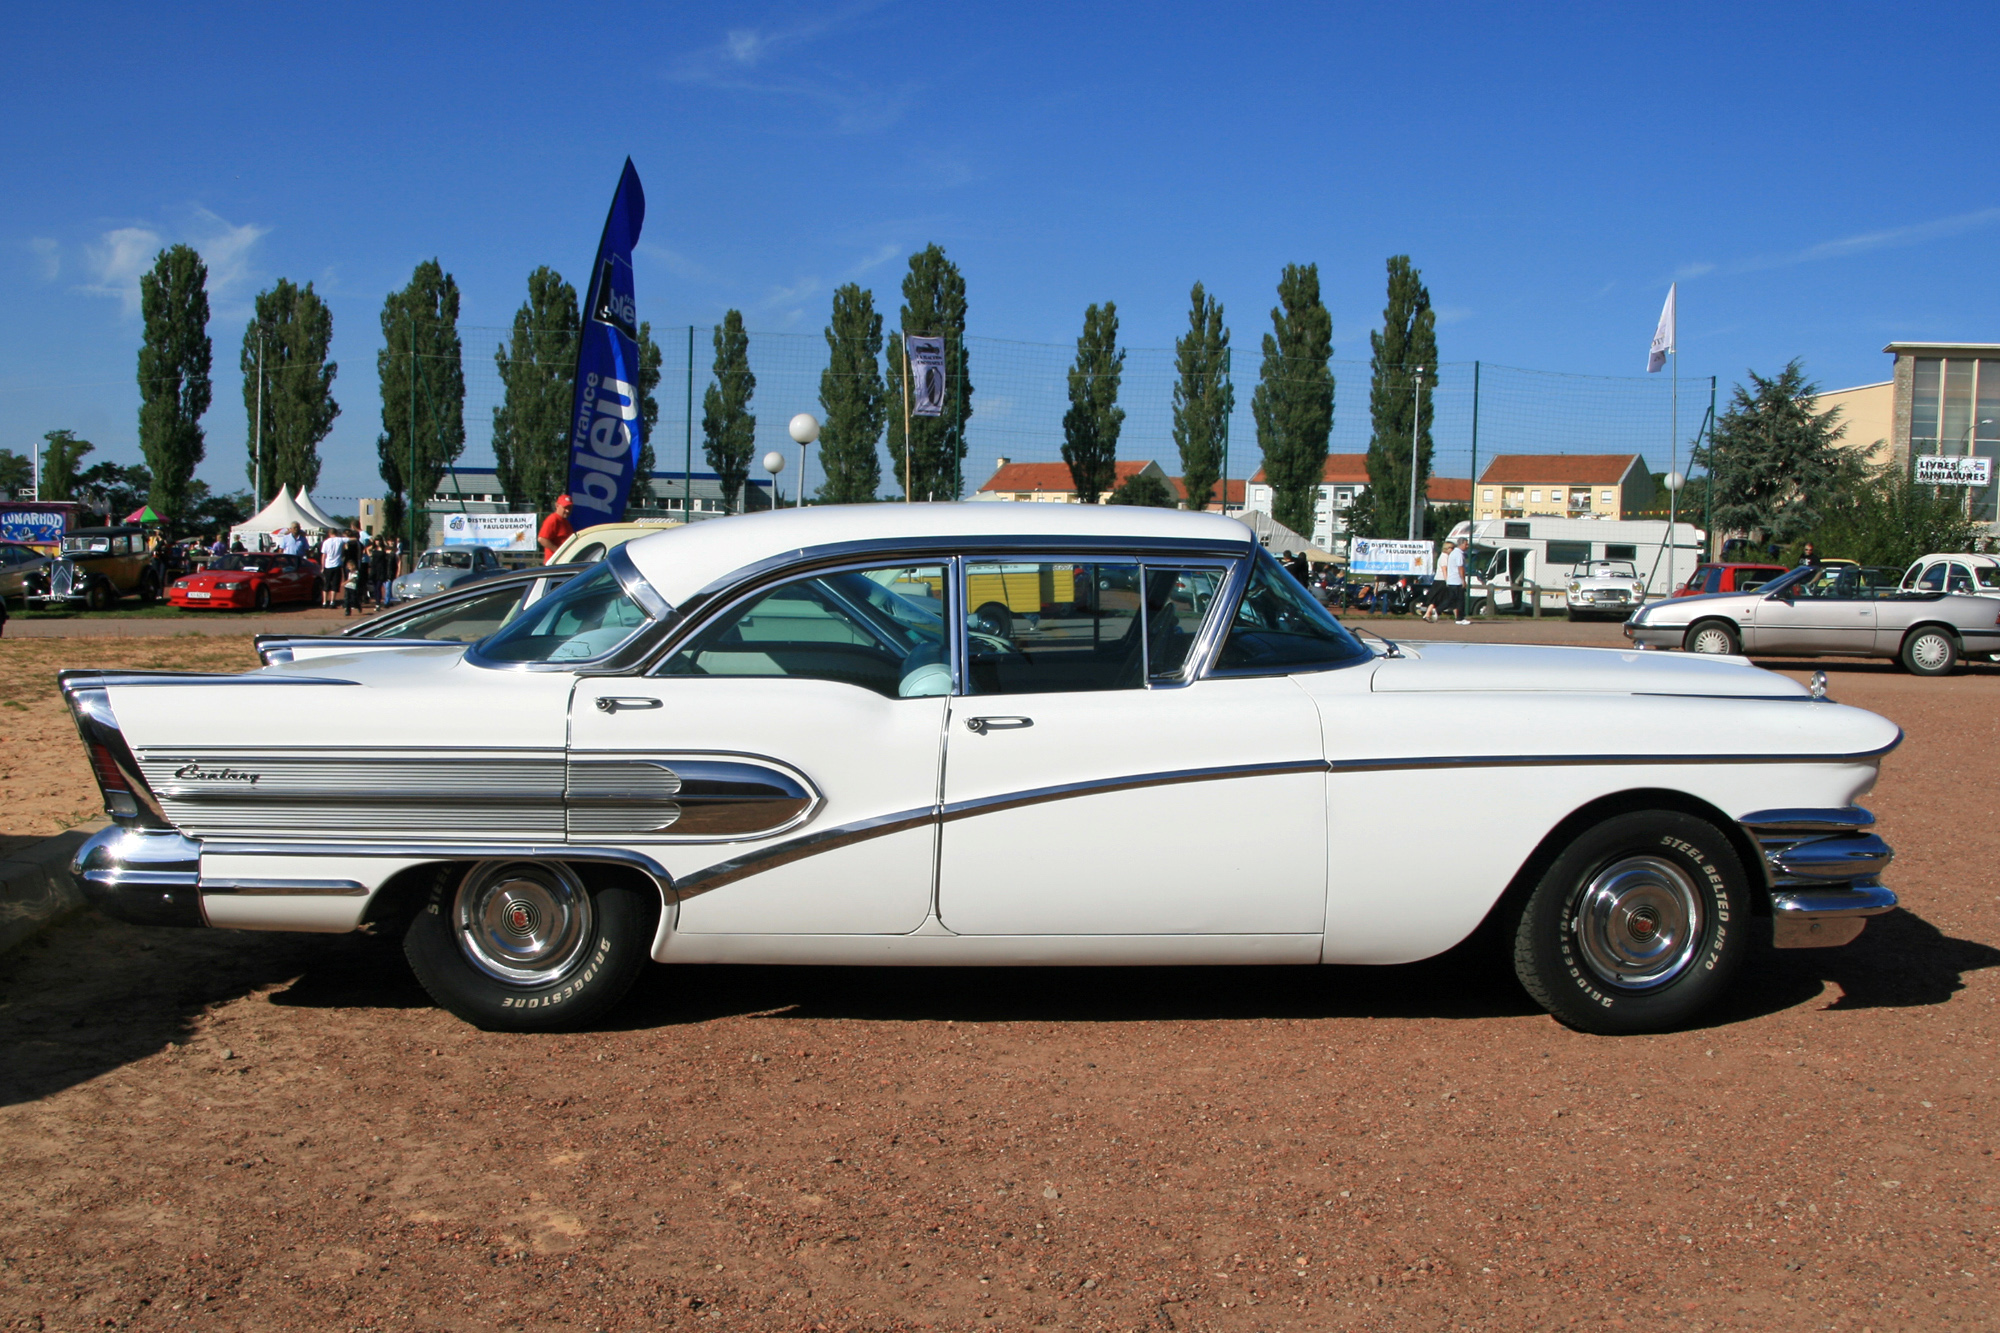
2, 637, 1998, 1332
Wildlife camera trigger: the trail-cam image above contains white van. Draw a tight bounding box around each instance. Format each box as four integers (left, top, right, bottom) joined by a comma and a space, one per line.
1450, 517, 1707, 615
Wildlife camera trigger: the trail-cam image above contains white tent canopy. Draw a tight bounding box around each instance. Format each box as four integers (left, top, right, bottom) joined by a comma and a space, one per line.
228, 486, 328, 549
1239, 511, 1336, 561
293, 489, 340, 530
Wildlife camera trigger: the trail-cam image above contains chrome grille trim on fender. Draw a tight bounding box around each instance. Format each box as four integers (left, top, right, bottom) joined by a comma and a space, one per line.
1738, 807, 1898, 948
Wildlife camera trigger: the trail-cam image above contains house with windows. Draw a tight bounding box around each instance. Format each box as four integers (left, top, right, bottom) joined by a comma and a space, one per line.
1475, 455, 1655, 523
1241, 455, 1469, 550
425, 466, 768, 520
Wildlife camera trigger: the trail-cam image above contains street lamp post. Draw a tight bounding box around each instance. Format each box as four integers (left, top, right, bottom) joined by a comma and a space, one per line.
788, 413, 820, 509
762, 450, 787, 511
1405, 367, 1427, 541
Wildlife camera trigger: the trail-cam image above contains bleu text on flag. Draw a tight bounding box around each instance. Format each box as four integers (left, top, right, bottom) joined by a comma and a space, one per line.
566, 159, 647, 521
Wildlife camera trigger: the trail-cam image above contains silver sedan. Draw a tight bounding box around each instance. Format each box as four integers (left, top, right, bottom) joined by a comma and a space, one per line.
1625, 563, 2000, 675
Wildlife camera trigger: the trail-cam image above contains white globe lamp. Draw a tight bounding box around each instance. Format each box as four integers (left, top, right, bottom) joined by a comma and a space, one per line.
762, 450, 786, 510
788, 413, 820, 509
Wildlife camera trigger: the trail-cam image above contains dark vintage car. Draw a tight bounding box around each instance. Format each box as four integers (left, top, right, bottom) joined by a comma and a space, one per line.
25, 526, 161, 610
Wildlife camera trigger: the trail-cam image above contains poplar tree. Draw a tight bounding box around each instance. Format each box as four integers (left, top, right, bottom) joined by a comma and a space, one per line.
1172, 282, 1233, 512
136, 244, 212, 523
1363, 256, 1438, 539
1061, 301, 1125, 504
242, 278, 339, 503
1251, 264, 1335, 537
817, 284, 886, 504
702, 310, 756, 513
622, 321, 663, 518
39, 430, 94, 502
885, 245, 973, 500
376, 260, 466, 547
492, 267, 580, 517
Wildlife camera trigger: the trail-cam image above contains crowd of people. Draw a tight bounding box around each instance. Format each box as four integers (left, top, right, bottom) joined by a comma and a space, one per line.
199, 521, 408, 615
1283, 535, 1473, 623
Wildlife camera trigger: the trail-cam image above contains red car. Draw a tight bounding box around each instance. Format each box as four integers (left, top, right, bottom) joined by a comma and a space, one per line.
1672, 562, 1788, 598
167, 552, 322, 611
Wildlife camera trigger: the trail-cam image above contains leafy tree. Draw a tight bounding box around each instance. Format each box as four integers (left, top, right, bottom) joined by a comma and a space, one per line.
885, 245, 974, 501
1424, 501, 1469, 542
1061, 302, 1126, 504
1363, 256, 1438, 539
1808, 458, 1980, 568
136, 244, 212, 524
376, 260, 466, 548
241, 279, 339, 503
622, 321, 664, 519
492, 267, 579, 519
702, 310, 756, 514
1172, 283, 1233, 513
817, 284, 886, 504
73, 461, 152, 523
1692, 360, 1849, 546
1251, 263, 1334, 536
1106, 472, 1177, 508
184, 481, 254, 537
0, 449, 31, 497
39, 430, 93, 501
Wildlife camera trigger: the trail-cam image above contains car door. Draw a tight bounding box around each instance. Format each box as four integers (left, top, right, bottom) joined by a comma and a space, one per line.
566, 559, 953, 935
1746, 568, 1874, 653
936, 556, 1327, 936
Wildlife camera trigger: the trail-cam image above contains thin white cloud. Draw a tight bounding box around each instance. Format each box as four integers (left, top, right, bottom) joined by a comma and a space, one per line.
759, 276, 824, 328
1433, 305, 1474, 326
29, 237, 59, 280
79, 225, 164, 315
848, 241, 901, 277
190, 207, 271, 313
635, 239, 725, 286
1673, 206, 2000, 285
667, 2, 911, 135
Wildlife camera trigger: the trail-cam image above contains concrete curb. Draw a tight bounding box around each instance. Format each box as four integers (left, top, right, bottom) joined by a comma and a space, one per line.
0, 825, 103, 955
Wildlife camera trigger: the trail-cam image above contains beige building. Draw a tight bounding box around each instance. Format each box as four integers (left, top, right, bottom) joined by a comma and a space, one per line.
1475, 455, 1655, 522
1812, 381, 1896, 469
1884, 342, 2000, 531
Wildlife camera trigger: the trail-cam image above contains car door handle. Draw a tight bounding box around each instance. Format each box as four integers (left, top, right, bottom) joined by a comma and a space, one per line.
965, 715, 1033, 734
595, 696, 662, 713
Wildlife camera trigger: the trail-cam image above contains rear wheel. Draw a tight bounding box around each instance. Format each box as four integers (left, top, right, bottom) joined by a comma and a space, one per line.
1900, 625, 1957, 676
1511, 810, 1749, 1035
1684, 619, 1739, 655
404, 860, 656, 1031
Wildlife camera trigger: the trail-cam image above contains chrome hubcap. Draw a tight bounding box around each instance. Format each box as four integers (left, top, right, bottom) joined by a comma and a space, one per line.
1911, 633, 1951, 670
1572, 855, 1703, 991
454, 860, 593, 986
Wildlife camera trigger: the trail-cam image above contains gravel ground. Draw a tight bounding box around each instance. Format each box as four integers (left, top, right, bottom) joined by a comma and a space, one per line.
1, 646, 1997, 1332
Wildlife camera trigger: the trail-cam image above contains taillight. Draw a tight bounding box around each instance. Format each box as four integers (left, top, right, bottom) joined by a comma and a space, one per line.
88, 742, 130, 792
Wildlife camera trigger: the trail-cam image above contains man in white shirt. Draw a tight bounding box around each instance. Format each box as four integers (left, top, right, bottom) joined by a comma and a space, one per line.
1443, 536, 1470, 624
319, 530, 347, 608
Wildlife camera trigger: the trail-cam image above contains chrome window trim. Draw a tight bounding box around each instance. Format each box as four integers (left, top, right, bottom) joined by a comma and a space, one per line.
957, 553, 1146, 698
464, 550, 680, 674
1138, 558, 1238, 689
647, 554, 958, 692
1200, 547, 1373, 680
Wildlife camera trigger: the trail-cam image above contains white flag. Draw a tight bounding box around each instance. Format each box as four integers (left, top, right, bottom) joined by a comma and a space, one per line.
1648, 283, 1676, 373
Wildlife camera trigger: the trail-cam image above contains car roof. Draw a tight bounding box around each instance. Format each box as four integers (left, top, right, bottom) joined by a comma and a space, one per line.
619, 504, 1253, 608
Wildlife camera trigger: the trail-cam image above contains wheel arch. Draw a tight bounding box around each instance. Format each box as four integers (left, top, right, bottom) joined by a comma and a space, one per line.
1901, 619, 1961, 646
360, 855, 676, 940
1471, 786, 1770, 940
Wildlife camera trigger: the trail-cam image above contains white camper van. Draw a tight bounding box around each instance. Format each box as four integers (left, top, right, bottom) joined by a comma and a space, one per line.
1450, 516, 1706, 616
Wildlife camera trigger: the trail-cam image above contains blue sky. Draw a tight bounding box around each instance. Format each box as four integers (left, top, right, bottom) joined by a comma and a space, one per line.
4, 1, 1996, 505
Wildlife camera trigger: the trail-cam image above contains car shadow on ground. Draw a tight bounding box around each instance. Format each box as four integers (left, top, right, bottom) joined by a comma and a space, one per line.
7, 907, 1993, 1106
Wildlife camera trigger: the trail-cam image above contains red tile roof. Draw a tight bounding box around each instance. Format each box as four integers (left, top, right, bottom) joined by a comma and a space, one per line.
977, 460, 1160, 494
1247, 454, 1372, 486
1426, 476, 1472, 503
1169, 477, 1247, 505
1477, 454, 1643, 486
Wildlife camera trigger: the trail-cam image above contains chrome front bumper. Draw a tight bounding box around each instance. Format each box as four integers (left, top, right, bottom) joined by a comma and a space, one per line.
1739, 808, 1897, 948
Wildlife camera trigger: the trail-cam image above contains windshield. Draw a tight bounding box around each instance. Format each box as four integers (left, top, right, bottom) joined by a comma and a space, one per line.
420, 549, 474, 570
63, 537, 112, 554
1573, 560, 1637, 578
473, 563, 654, 664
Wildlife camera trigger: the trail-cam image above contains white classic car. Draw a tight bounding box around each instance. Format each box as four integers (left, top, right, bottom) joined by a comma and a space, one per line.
1563, 559, 1650, 622
65, 506, 1899, 1036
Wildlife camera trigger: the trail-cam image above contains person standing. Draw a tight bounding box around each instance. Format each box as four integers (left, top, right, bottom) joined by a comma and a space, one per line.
539, 494, 575, 564
370, 535, 394, 607
1443, 535, 1471, 624
277, 522, 307, 557
319, 528, 348, 608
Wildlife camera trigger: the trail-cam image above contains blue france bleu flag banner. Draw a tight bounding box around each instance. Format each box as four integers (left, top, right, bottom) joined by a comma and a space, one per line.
566, 159, 647, 522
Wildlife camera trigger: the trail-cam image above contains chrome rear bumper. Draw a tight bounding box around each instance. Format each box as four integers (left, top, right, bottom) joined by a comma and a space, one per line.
71, 826, 204, 927
1739, 808, 1897, 948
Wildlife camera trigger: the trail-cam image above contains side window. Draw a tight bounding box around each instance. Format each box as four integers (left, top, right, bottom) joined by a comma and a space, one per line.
660, 564, 950, 699
1143, 567, 1224, 681
571, 542, 607, 565
1947, 562, 1973, 593
1216, 549, 1371, 673
965, 561, 1141, 695
1701, 568, 1720, 593
1979, 566, 2000, 589
1918, 564, 1946, 592
385, 585, 530, 641
1900, 563, 1921, 590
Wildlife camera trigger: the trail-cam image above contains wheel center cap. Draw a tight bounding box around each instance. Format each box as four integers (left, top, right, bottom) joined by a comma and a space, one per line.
1628, 909, 1658, 940
504, 899, 539, 938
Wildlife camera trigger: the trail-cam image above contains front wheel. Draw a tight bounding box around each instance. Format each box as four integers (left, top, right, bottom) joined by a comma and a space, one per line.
85, 579, 115, 612
1512, 810, 1750, 1035
1900, 626, 1958, 676
404, 860, 657, 1031
254, 584, 272, 611
1684, 619, 1739, 655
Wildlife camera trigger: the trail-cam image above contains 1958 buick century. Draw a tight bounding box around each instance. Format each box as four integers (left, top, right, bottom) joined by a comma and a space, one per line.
63, 506, 1899, 1035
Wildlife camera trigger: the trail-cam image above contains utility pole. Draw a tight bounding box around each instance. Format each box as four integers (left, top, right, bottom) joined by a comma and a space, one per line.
407, 313, 417, 556
684, 325, 694, 520
252, 330, 265, 508
1406, 367, 1426, 541
900, 331, 913, 503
